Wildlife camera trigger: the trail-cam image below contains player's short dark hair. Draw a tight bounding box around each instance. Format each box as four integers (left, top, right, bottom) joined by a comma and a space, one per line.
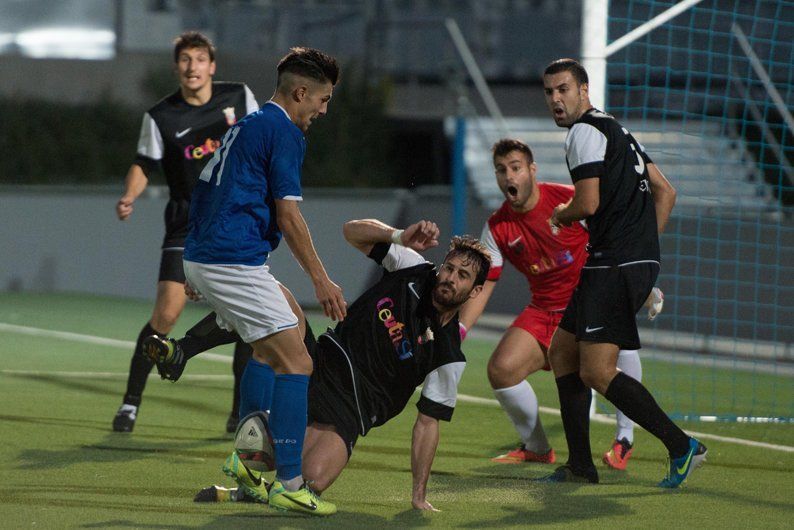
173, 31, 215, 63
543, 58, 589, 86
444, 236, 492, 287
277, 47, 340, 86
492, 138, 534, 165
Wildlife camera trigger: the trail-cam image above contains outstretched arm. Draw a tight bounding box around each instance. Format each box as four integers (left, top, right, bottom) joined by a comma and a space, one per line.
411, 412, 441, 511
343, 219, 440, 255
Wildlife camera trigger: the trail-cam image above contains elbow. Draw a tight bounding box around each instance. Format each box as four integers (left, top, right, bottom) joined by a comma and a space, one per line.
342, 220, 357, 244
668, 185, 677, 207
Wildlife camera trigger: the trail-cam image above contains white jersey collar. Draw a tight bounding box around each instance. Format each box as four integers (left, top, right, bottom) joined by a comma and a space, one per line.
265, 100, 292, 122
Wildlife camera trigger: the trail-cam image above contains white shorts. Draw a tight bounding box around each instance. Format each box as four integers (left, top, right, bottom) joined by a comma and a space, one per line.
183, 260, 299, 344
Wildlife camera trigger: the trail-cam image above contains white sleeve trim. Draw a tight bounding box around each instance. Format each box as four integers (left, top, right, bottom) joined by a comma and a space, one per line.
380, 244, 429, 272
421, 361, 465, 408
480, 223, 503, 270
279, 195, 303, 201
136, 112, 163, 160
565, 122, 607, 170
244, 85, 259, 115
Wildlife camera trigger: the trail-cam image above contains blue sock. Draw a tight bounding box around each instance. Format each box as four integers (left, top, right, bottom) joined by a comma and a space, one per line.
270, 373, 309, 482
238, 359, 275, 419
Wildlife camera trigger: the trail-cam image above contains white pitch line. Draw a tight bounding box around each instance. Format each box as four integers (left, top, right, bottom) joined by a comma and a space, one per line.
0, 322, 232, 363
455, 394, 794, 453
0, 369, 233, 381
3, 322, 793, 453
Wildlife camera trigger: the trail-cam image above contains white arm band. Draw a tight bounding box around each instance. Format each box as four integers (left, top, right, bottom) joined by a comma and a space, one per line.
391, 229, 404, 246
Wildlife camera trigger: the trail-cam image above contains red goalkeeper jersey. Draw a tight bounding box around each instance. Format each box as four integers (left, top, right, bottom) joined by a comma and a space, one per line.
481, 182, 589, 311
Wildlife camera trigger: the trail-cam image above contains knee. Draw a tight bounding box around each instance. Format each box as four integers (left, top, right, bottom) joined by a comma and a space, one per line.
487, 355, 518, 388
547, 347, 564, 374
578, 366, 612, 393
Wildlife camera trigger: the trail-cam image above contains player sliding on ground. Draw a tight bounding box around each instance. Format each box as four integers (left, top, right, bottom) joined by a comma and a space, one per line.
459, 138, 664, 471
145, 218, 492, 512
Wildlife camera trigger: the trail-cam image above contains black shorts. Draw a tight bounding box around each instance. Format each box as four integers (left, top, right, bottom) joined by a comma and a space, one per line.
559, 261, 659, 350
307, 333, 363, 458
158, 247, 185, 283
162, 199, 190, 249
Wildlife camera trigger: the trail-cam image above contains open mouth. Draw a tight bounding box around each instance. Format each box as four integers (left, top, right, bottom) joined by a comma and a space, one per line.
507, 185, 518, 199
553, 108, 565, 119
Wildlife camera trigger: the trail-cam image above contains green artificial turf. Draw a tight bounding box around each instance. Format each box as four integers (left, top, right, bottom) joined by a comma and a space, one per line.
1, 293, 792, 528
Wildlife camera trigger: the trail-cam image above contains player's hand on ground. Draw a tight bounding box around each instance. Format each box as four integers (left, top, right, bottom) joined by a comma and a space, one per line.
315, 276, 347, 321
184, 282, 204, 301
412, 498, 440, 512
402, 220, 440, 251
116, 196, 135, 220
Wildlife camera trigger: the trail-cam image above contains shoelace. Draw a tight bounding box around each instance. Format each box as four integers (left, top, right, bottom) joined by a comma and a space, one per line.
301, 480, 323, 502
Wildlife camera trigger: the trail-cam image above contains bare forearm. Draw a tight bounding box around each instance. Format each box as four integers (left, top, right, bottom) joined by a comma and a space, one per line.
653, 192, 675, 233
647, 164, 676, 234
458, 280, 495, 329
343, 218, 396, 253
411, 413, 439, 505
554, 178, 599, 226
122, 164, 149, 199
556, 196, 592, 225
280, 210, 328, 283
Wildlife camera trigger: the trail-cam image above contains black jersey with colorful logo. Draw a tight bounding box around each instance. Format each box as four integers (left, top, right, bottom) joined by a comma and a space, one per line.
564, 108, 659, 266
133, 81, 258, 247
316, 242, 466, 437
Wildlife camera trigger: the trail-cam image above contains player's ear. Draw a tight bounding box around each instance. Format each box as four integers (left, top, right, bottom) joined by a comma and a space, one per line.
209, 60, 216, 76
293, 84, 308, 103
467, 284, 483, 300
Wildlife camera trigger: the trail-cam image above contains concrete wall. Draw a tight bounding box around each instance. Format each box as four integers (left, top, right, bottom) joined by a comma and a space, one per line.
2, 186, 791, 344
0, 187, 402, 305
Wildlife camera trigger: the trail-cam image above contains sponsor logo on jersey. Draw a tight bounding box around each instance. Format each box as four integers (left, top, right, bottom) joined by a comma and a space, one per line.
223, 106, 237, 126
184, 138, 221, 160
376, 297, 414, 360
529, 249, 575, 275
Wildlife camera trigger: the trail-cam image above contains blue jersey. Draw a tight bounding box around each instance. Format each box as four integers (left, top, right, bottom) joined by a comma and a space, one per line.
184, 102, 305, 266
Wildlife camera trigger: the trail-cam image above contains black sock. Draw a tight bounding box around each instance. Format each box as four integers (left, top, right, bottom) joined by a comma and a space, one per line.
604, 372, 690, 458
231, 341, 253, 417
179, 312, 239, 360
122, 322, 161, 406
555, 373, 595, 473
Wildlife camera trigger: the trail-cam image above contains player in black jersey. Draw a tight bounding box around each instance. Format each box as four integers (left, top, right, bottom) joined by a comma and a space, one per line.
147, 218, 491, 511
112, 31, 260, 433
542, 59, 707, 488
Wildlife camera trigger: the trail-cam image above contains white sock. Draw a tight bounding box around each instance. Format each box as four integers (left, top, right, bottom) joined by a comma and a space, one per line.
615, 349, 642, 444
118, 404, 137, 419
493, 380, 550, 453
281, 475, 304, 492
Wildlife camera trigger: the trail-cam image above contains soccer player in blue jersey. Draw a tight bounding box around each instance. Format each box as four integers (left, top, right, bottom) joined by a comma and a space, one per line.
179, 47, 345, 516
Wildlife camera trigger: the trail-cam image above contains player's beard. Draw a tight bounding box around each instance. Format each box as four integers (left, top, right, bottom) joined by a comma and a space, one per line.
432, 282, 468, 310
